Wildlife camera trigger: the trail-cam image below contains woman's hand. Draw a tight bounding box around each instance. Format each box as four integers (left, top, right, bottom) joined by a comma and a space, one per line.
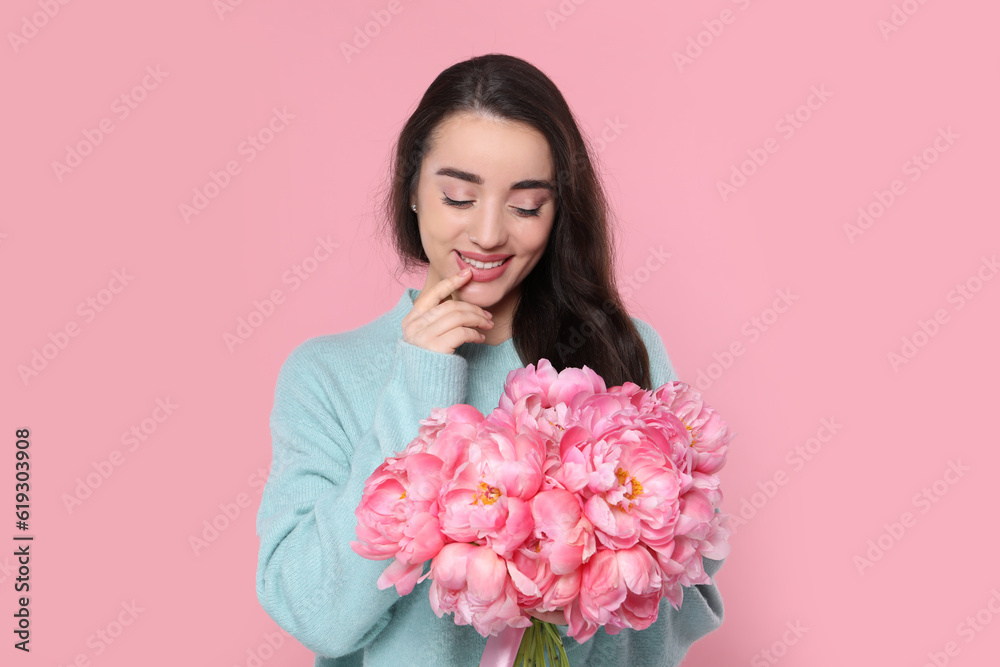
402, 268, 494, 354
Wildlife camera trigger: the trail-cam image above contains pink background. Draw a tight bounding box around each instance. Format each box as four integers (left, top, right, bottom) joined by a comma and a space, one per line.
3, 1, 999, 665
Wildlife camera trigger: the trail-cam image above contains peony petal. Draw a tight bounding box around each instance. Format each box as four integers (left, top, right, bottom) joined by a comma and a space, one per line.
377, 558, 424, 596
466, 546, 508, 602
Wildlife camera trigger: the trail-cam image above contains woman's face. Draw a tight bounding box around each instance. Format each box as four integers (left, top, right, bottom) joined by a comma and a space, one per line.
411, 111, 556, 322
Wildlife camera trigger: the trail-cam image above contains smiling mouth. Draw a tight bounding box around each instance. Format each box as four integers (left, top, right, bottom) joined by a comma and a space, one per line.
456, 252, 511, 269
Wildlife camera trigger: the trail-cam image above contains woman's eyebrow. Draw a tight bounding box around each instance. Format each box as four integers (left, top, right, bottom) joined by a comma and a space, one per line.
435, 166, 554, 191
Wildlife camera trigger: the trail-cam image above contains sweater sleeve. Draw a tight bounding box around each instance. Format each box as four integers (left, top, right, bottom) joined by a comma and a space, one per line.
625, 317, 726, 665
255, 336, 469, 658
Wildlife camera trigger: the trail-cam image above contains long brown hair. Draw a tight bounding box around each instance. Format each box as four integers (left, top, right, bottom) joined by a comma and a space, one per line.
378, 53, 652, 390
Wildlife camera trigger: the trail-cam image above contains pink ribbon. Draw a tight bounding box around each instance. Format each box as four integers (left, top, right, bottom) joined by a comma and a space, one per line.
480, 625, 528, 667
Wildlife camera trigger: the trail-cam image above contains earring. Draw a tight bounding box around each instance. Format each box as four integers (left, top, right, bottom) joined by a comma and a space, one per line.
411, 204, 417, 212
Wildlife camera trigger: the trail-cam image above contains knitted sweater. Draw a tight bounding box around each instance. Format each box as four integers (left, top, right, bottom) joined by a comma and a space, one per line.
255, 287, 725, 667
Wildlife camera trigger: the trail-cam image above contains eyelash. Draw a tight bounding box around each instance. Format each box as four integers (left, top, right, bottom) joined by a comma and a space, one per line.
441, 194, 542, 218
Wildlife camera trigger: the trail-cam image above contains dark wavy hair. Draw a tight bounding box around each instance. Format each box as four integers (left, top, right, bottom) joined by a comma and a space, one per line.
377, 53, 652, 390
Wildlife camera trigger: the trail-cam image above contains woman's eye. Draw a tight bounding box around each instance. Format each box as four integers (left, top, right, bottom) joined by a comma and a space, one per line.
441, 195, 473, 208
514, 206, 542, 218
442, 194, 542, 218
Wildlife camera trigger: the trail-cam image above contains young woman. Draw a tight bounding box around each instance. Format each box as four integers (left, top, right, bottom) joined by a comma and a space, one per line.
256, 53, 724, 666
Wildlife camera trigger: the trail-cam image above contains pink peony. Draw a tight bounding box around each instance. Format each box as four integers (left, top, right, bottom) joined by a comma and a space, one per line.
528, 489, 596, 575
556, 424, 684, 555
650, 382, 734, 475
605, 545, 663, 634
498, 359, 558, 413
428, 543, 531, 636
696, 512, 733, 561
437, 421, 544, 559
351, 357, 734, 650
566, 548, 628, 642
505, 549, 552, 608
498, 358, 606, 413
411, 405, 484, 479
350, 453, 448, 595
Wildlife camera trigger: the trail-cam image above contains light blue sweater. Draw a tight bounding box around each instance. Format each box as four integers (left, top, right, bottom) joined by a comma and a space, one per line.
256, 287, 725, 666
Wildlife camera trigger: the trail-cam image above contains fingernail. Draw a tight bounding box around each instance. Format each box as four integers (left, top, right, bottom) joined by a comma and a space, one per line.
461, 268, 471, 276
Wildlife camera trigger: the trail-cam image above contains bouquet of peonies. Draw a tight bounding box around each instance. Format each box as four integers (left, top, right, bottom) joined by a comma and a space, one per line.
350, 359, 732, 666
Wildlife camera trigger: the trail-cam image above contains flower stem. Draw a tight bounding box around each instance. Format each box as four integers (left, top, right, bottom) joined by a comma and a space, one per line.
513, 619, 569, 667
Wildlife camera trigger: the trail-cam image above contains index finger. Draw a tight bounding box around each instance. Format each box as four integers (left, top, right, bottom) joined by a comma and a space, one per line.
412, 269, 471, 314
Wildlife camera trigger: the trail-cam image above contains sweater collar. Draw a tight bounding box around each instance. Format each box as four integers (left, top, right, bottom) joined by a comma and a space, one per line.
394, 288, 522, 368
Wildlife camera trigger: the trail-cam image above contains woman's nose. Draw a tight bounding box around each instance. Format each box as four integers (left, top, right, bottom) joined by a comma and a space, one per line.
466, 202, 506, 248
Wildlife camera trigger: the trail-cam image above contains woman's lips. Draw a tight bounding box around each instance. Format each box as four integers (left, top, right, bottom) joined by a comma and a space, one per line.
454, 250, 511, 282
